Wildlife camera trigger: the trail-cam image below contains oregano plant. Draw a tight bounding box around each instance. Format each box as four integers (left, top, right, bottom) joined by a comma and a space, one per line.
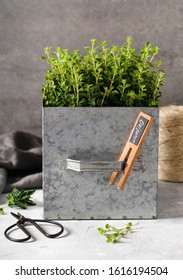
41, 36, 165, 107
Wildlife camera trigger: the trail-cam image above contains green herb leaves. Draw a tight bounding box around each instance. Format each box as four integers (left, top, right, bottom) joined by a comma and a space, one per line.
98, 222, 137, 243
7, 188, 36, 209
0, 208, 5, 215
41, 36, 165, 107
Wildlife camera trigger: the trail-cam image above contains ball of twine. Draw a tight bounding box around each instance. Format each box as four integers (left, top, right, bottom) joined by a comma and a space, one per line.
159, 105, 183, 182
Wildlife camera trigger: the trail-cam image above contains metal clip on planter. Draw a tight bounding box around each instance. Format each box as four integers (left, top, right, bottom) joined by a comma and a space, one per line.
59, 112, 153, 190
60, 158, 126, 172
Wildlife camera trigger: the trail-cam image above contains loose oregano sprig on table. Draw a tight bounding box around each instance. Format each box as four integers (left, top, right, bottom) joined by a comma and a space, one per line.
98, 222, 138, 243
7, 188, 36, 209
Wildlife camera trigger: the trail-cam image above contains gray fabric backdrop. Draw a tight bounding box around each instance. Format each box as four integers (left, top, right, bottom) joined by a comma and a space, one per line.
0, 0, 183, 135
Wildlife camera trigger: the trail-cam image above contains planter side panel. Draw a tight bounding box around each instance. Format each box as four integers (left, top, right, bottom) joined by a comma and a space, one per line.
43, 107, 158, 219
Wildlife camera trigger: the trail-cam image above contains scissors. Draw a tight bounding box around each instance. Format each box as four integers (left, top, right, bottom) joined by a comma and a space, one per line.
4, 212, 64, 242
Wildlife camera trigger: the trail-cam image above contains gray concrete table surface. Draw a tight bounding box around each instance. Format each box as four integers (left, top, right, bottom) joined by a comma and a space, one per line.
0, 181, 183, 260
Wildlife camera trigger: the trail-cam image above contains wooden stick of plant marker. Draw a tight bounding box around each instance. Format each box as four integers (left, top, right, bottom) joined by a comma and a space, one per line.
109, 112, 153, 190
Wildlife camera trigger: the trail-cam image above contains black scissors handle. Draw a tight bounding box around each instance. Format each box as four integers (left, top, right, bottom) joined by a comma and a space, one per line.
4, 221, 31, 242
4, 212, 64, 242
27, 218, 64, 238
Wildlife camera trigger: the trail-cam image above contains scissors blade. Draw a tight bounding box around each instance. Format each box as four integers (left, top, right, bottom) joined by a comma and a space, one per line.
10, 212, 21, 220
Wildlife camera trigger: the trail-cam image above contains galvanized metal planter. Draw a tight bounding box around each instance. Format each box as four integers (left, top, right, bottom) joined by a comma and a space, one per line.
43, 107, 158, 220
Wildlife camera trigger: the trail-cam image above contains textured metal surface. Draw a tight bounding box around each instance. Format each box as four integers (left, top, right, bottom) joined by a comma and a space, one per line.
43, 107, 158, 219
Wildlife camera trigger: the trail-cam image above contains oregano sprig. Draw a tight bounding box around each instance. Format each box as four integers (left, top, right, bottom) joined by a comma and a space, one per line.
98, 222, 138, 243
7, 188, 36, 209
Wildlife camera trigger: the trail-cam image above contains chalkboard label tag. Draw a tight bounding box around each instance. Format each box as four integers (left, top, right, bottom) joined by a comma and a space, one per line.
129, 116, 149, 146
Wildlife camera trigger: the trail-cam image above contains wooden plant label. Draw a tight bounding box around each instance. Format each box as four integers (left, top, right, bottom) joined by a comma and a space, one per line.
109, 112, 153, 190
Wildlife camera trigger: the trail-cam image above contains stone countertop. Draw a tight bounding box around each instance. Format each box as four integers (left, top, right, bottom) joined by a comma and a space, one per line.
0, 181, 183, 260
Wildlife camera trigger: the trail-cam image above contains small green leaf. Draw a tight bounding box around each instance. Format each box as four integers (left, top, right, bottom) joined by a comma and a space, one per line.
126, 36, 133, 45
145, 42, 151, 48
98, 228, 106, 235
159, 70, 165, 78
156, 60, 162, 67
126, 226, 131, 231
17, 201, 27, 209
154, 46, 159, 54
101, 41, 107, 47
90, 39, 98, 46
45, 47, 51, 56
105, 224, 110, 230
0, 208, 5, 215
41, 56, 47, 61
106, 235, 114, 243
